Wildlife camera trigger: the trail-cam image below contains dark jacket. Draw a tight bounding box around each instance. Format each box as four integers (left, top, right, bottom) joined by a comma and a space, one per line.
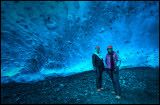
92, 54, 104, 68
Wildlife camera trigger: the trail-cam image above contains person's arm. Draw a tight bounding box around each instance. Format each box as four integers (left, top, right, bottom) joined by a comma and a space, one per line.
92, 54, 95, 67
115, 52, 118, 62
105, 55, 108, 65
92, 54, 96, 70
105, 55, 108, 72
115, 52, 120, 69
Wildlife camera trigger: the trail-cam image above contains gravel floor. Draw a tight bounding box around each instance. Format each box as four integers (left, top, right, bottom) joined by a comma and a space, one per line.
1, 67, 159, 104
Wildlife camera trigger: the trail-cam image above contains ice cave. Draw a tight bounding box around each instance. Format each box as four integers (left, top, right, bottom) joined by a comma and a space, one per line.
1, 1, 159, 104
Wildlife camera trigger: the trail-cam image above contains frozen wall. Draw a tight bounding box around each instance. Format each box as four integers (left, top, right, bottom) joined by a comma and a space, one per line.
1, 1, 159, 83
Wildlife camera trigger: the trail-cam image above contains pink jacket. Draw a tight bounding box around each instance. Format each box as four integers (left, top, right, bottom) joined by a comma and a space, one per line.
105, 52, 118, 69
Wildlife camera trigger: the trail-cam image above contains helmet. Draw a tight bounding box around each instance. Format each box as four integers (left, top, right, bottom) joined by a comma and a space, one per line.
95, 46, 100, 49
107, 45, 113, 49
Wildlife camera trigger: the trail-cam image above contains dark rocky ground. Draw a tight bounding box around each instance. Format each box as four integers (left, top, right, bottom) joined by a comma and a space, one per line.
1, 67, 159, 104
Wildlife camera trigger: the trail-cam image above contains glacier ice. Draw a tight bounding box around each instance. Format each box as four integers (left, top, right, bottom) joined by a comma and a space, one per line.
1, 1, 159, 83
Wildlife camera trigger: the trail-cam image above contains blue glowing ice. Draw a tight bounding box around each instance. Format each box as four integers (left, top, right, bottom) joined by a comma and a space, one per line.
1, 1, 159, 83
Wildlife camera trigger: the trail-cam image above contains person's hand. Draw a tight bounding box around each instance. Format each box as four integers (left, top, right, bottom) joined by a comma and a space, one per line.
116, 66, 119, 69
94, 67, 96, 72
115, 66, 119, 72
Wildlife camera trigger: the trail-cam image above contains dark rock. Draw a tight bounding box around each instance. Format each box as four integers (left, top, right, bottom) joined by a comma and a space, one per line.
125, 41, 131, 44
117, 50, 119, 53
14, 1, 19, 3
24, 25, 28, 29
24, 7, 32, 11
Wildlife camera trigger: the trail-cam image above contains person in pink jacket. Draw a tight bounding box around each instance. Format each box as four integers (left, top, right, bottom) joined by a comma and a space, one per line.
105, 45, 121, 99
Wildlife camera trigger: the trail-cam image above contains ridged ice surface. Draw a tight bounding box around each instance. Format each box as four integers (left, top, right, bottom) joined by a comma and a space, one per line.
1, 1, 159, 83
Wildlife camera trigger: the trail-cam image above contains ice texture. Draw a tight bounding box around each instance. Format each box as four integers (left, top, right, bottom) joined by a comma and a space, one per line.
1, 1, 159, 83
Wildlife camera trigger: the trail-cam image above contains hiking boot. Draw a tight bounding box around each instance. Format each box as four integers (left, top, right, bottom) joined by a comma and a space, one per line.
96, 88, 101, 91
115, 95, 121, 99
100, 87, 104, 90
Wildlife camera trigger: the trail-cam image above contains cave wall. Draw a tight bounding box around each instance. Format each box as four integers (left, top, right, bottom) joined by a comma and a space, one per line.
1, 1, 159, 83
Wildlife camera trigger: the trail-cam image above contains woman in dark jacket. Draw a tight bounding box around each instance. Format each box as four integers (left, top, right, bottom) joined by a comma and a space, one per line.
92, 46, 104, 91
105, 45, 121, 99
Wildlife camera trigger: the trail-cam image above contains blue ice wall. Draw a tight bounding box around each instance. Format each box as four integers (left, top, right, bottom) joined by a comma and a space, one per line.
1, 1, 159, 83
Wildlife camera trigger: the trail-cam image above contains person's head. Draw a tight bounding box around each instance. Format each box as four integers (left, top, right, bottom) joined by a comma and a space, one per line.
107, 45, 113, 53
95, 46, 100, 53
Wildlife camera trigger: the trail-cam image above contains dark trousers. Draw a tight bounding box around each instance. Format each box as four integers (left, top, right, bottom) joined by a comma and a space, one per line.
108, 68, 121, 96
96, 66, 103, 89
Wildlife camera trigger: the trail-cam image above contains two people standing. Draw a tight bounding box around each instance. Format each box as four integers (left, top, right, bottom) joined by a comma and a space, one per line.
92, 45, 121, 99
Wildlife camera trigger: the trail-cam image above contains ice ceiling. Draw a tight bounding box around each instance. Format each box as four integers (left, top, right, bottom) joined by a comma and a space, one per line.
1, 1, 159, 83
